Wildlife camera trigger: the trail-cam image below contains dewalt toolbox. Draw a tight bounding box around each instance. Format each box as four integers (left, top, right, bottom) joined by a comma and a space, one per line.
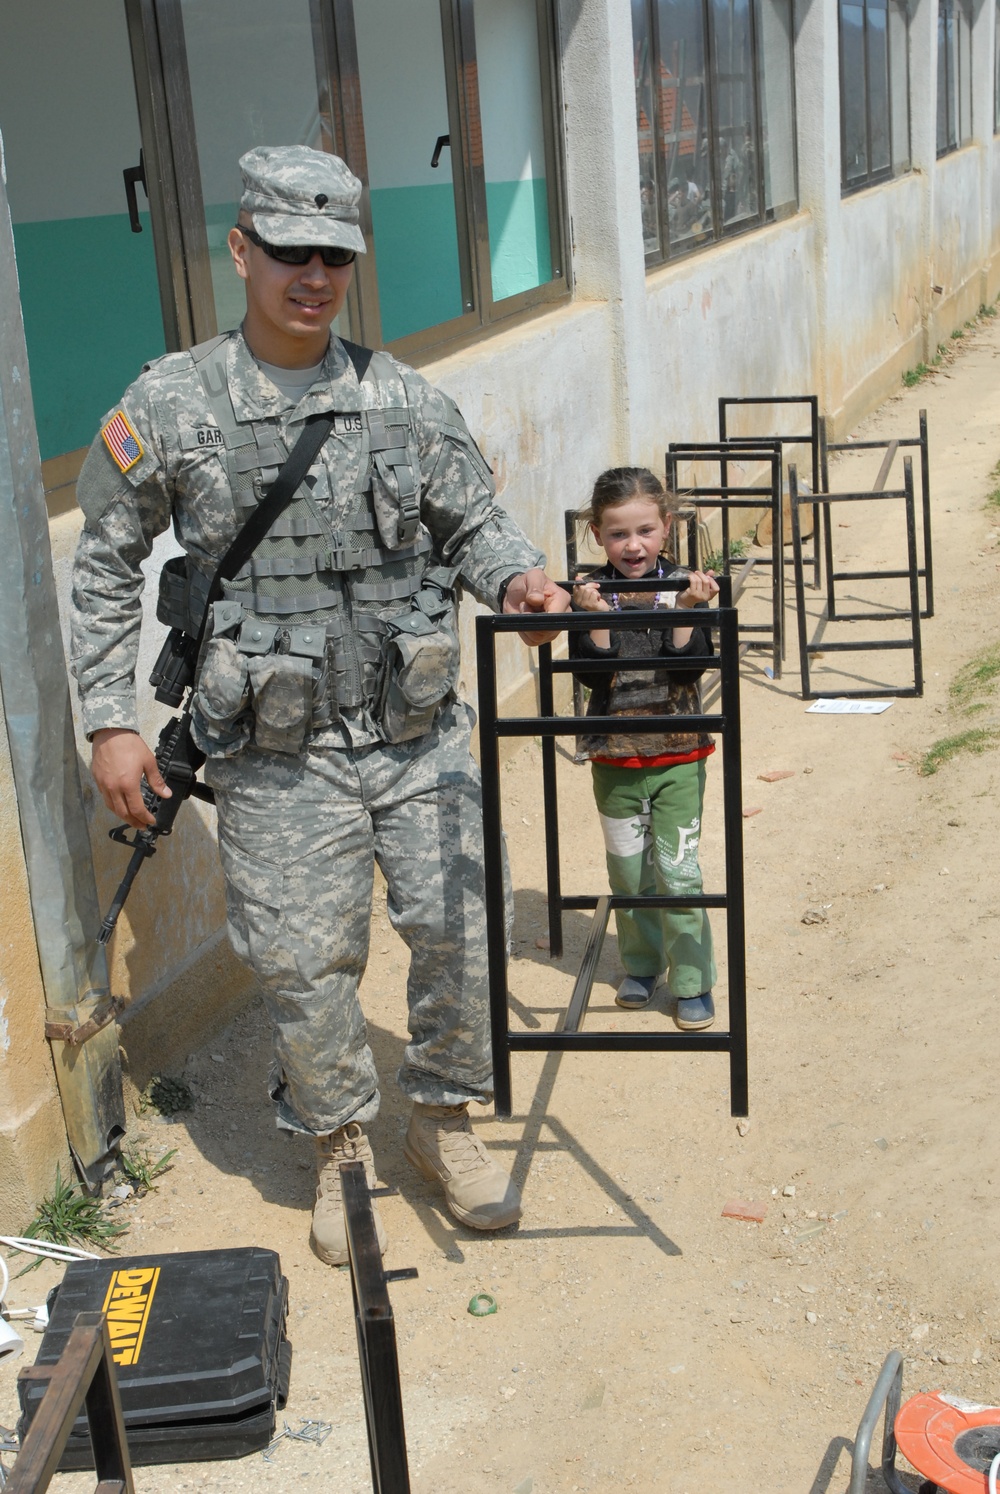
17, 1246, 291, 1467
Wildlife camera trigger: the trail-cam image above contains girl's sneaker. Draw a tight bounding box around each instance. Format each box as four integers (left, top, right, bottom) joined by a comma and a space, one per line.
675, 992, 715, 1030
615, 975, 658, 1010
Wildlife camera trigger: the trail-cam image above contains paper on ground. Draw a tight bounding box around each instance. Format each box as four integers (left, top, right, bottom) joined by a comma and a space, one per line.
805, 698, 893, 714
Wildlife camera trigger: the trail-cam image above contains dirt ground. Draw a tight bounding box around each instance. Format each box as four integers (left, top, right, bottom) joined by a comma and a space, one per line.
4, 317, 1000, 1494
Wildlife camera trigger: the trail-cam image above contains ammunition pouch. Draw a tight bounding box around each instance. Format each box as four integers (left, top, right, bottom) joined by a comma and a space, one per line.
193, 600, 333, 757
156, 554, 212, 636
376, 569, 460, 744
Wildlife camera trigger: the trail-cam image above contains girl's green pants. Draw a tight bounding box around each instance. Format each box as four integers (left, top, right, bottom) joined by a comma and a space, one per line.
590, 758, 716, 997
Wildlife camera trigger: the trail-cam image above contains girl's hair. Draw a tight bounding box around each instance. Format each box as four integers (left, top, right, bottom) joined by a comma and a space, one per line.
578, 466, 678, 527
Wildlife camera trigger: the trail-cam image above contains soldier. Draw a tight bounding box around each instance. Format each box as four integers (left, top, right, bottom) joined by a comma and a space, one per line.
70, 145, 568, 1265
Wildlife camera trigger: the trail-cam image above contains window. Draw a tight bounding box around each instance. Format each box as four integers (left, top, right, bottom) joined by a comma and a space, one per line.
631, 0, 797, 265
144, 0, 568, 362
994, 0, 1000, 131
839, 0, 911, 191
937, 0, 973, 156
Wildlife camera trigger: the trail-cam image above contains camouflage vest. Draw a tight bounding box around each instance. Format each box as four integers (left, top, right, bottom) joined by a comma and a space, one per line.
181, 335, 457, 755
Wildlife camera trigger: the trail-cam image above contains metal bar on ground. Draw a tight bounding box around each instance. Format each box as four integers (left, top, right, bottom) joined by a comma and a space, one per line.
342, 1162, 415, 1494
559, 896, 611, 1034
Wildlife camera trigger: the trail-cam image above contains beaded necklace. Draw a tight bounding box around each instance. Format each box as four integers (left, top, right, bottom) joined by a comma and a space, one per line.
609, 558, 668, 612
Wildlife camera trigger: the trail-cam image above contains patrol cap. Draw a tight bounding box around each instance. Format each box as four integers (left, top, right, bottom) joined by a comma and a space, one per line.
238, 145, 367, 254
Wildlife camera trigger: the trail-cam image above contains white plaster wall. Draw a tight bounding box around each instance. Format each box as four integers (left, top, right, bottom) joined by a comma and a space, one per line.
990, 141, 1000, 258
830, 174, 925, 410
641, 215, 818, 453
933, 146, 986, 303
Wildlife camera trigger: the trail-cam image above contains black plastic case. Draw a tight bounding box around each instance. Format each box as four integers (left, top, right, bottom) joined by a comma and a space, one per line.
17, 1247, 291, 1467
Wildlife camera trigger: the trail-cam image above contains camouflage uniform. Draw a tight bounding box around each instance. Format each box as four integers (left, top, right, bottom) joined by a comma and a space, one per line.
70, 329, 542, 1135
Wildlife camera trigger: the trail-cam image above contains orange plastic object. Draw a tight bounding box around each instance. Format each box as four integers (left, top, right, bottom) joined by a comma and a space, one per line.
895, 1391, 1000, 1493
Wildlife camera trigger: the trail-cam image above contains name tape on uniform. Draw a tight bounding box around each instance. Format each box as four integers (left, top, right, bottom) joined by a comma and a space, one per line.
101, 411, 144, 474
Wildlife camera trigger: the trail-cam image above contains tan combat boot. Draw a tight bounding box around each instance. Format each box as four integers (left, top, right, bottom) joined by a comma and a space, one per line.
403, 1102, 522, 1229
311, 1122, 387, 1267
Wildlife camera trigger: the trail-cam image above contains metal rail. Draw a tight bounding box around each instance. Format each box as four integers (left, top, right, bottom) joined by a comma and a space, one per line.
820, 410, 933, 619
8, 1313, 133, 1493
849, 1351, 910, 1494
789, 460, 924, 700
476, 575, 748, 1120
666, 442, 784, 678
341, 1162, 418, 1494
718, 393, 823, 589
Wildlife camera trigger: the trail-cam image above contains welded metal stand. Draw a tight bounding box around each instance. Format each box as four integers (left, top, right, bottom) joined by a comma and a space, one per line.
666, 442, 783, 677
718, 392, 823, 589
476, 575, 748, 1120
820, 410, 933, 619
341, 1163, 418, 1494
790, 460, 923, 700
9, 1313, 133, 1493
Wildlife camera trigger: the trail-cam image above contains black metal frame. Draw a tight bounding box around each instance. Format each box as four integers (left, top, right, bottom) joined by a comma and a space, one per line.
718, 393, 822, 590
341, 1162, 418, 1494
820, 409, 933, 619
9, 1313, 134, 1493
476, 575, 748, 1120
666, 442, 784, 678
789, 460, 924, 700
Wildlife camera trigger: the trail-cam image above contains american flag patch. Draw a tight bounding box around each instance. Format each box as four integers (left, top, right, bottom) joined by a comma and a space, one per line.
101, 410, 143, 473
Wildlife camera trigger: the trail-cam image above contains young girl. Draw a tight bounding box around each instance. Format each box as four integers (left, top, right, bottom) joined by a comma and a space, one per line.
571, 467, 719, 1028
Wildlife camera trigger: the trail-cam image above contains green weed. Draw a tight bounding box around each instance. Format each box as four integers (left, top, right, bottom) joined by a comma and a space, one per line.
119, 1146, 177, 1194
17, 1164, 128, 1270
951, 328, 964, 339
919, 728, 1000, 776
902, 364, 930, 387
950, 642, 1000, 710
703, 538, 750, 571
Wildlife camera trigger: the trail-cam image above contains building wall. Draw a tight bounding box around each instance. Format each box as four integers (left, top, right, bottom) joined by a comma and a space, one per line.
0, 685, 71, 1227
5, 0, 1000, 1200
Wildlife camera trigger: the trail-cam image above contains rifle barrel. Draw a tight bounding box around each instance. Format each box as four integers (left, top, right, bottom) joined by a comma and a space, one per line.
98, 837, 156, 944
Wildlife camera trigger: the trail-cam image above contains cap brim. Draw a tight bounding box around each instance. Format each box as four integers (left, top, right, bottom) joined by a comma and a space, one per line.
252, 212, 366, 254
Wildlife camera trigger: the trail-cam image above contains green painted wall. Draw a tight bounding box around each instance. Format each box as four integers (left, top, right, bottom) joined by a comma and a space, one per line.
370, 178, 552, 343
13, 212, 165, 461
486, 178, 552, 302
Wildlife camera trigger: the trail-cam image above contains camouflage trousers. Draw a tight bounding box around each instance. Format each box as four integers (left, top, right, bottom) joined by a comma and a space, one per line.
204, 700, 494, 1135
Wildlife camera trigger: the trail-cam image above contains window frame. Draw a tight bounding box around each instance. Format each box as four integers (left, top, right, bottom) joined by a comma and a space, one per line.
936, 0, 973, 158
635, 0, 799, 270
125, 0, 570, 363
839, 0, 912, 196
334, 0, 571, 362
995, 0, 1000, 133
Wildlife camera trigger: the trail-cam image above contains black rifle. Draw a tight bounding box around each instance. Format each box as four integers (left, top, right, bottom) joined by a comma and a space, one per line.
97, 701, 215, 946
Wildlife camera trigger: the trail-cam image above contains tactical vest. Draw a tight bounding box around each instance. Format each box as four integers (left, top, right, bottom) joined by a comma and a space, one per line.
162, 334, 459, 756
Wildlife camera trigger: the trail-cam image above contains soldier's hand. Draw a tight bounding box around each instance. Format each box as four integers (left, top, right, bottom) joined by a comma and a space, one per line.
91, 728, 171, 830
503, 568, 572, 646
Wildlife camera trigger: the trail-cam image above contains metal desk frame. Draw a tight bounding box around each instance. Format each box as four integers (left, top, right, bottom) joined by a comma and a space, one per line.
475, 575, 748, 1120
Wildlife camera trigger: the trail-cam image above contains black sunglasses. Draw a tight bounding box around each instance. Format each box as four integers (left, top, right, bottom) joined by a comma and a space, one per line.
236, 224, 356, 267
